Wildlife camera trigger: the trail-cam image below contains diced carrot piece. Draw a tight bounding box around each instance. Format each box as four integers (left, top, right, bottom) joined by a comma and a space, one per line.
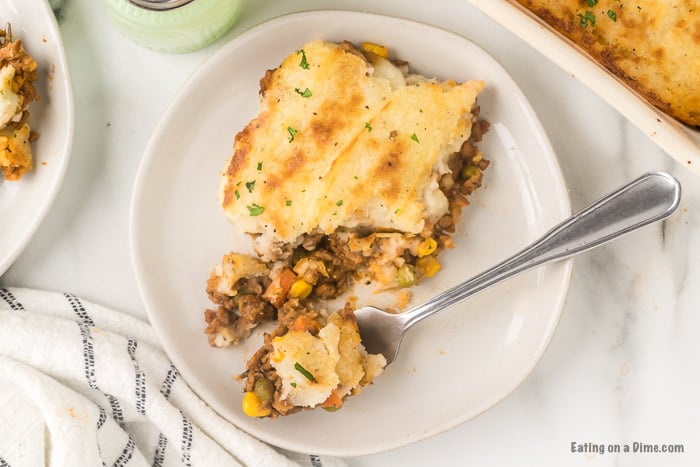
262, 268, 297, 307
278, 268, 296, 293
320, 390, 343, 409
291, 315, 310, 332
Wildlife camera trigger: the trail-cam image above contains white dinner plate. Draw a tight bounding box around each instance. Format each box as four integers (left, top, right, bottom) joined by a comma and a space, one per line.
130, 11, 572, 456
0, 0, 74, 276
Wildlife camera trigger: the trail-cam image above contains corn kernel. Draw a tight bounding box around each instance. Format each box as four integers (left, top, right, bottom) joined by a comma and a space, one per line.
360, 42, 389, 58
242, 391, 271, 417
288, 279, 313, 299
417, 237, 437, 257
416, 256, 441, 278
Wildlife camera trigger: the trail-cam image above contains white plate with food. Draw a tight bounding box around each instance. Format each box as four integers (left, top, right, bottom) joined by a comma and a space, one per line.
0, 0, 74, 276
130, 10, 572, 456
466, 0, 700, 176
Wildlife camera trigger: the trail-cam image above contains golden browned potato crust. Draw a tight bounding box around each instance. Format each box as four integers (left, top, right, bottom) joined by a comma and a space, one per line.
219, 40, 484, 247
515, 0, 700, 127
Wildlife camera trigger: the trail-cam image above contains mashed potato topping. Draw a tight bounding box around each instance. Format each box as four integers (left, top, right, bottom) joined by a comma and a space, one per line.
239, 306, 387, 417
0, 65, 22, 127
271, 312, 386, 408
204, 40, 490, 418
220, 40, 483, 260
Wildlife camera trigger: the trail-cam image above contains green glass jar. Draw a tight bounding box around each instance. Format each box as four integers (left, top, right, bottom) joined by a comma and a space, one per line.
101, 0, 245, 53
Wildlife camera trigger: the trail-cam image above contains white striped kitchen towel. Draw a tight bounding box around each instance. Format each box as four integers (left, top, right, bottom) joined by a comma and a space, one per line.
0, 288, 346, 467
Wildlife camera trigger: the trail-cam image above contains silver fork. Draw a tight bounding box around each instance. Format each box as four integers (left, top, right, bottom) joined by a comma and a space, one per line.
354, 172, 681, 365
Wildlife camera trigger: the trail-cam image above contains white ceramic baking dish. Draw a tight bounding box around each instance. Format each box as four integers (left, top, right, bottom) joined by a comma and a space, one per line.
466, 0, 700, 176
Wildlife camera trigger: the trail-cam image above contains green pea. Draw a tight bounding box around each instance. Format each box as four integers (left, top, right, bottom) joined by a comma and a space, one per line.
397, 264, 417, 288
253, 378, 275, 402
462, 164, 480, 179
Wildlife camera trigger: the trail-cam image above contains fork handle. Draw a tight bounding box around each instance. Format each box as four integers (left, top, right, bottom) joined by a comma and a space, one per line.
401, 172, 681, 330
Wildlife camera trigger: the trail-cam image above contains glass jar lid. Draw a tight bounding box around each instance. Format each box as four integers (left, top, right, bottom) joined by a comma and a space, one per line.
128, 0, 196, 10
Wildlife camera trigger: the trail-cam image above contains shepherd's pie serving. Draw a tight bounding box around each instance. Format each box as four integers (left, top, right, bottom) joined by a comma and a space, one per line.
204, 40, 490, 418
0, 25, 38, 181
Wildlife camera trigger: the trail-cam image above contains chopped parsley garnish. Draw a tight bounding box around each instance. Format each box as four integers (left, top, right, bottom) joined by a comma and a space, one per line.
285, 200, 292, 206
247, 204, 264, 216
394, 208, 400, 214
294, 362, 316, 382
586, 0, 598, 6
336, 200, 344, 206
257, 161, 263, 171
353, 175, 358, 180
290, 382, 297, 388
287, 126, 298, 142
245, 180, 256, 193
607, 9, 617, 21
364, 122, 372, 132
294, 87, 312, 98
410, 133, 420, 143
578, 10, 596, 27
234, 190, 240, 200
297, 49, 310, 69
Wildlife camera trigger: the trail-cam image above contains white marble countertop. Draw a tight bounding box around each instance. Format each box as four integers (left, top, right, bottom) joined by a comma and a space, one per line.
2, 0, 699, 466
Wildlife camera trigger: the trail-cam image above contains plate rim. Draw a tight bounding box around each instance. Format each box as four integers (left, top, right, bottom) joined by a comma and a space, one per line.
130, 9, 573, 456
0, 0, 75, 275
